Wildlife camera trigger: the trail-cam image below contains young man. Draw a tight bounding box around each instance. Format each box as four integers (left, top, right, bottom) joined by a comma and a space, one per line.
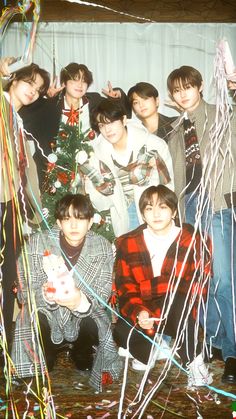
113, 185, 212, 387
0, 63, 50, 352
167, 65, 236, 383
127, 82, 176, 142
18, 62, 130, 188
87, 98, 174, 237
11, 194, 122, 392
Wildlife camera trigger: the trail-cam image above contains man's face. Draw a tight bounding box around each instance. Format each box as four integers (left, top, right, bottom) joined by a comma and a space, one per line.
57, 205, 92, 247
142, 193, 176, 236
97, 117, 127, 147
10, 73, 44, 110
65, 71, 88, 100
171, 81, 202, 113
132, 92, 159, 120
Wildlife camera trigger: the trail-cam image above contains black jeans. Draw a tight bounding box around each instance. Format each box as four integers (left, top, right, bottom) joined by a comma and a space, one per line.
113, 293, 201, 365
37, 312, 99, 367
0, 200, 22, 350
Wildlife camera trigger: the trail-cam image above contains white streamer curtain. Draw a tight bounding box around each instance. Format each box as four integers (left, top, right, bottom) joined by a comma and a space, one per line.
2, 22, 236, 115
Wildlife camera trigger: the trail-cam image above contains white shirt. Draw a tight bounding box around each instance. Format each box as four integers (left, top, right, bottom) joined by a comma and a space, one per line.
143, 222, 180, 277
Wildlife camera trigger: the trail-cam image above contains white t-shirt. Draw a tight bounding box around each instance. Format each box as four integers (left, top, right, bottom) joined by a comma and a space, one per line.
143, 222, 180, 277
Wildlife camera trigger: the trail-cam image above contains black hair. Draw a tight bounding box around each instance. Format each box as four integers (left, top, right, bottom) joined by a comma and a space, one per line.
55, 194, 94, 220
127, 82, 159, 106
60, 62, 93, 87
90, 98, 126, 131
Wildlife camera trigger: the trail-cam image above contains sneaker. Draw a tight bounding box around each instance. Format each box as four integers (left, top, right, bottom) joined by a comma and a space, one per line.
187, 353, 213, 388
132, 357, 155, 371
154, 339, 172, 361
118, 347, 133, 359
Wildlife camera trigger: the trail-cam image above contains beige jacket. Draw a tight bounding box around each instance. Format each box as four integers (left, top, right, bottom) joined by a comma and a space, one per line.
168, 99, 236, 218
0, 93, 42, 224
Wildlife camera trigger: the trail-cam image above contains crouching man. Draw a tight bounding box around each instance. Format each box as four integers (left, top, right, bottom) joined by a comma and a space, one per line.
11, 194, 122, 392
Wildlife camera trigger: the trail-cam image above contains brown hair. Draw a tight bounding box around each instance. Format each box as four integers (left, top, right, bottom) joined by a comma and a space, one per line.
167, 66, 203, 96
6, 63, 50, 96
139, 185, 178, 216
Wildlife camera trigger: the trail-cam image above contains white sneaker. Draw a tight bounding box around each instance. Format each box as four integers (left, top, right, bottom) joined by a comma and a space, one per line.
187, 353, 213, 388
132, 357, 155, 371
154, 339, 172, 361
118, 347, 133, 359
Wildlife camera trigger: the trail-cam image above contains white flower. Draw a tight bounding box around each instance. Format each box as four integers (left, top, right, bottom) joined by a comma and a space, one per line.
48, 153, 58, 163
54, 181, 61, 188
93, 213, 102, 224
75, 150, 88, 164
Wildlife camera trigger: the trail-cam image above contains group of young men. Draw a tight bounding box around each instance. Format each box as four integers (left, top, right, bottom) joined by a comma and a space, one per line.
0, 56, 235, 392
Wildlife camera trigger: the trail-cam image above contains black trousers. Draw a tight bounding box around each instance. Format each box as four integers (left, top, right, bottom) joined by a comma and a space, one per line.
113, 293, 201, 366
0, 200, 22, 350
37, 312, 99, 363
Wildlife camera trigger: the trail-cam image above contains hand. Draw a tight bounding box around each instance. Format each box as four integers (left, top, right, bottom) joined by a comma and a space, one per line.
55, 287, 81, 311
0, 57, 15, 77
47, 76, 64, 98
137, 310, 154, 330
228, 80, 236, 90
102, 81, 121, 98
42, 281, 81, 310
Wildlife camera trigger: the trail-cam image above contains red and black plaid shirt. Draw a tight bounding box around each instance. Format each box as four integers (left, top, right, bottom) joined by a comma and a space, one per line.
114, 224, 212, 324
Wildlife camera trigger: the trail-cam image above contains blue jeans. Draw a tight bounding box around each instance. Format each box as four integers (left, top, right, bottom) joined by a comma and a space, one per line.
206, 208, 236, 360
185, 193, 236, 360
127, 201, 140, 232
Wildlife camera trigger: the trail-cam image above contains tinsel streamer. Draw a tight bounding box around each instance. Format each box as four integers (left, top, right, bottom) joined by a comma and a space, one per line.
64, 0, 155, 22
0, 0, 40, 67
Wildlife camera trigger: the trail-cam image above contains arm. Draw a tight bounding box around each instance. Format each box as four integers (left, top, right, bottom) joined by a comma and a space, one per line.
71, 236, 114, 317
17, 238, 58, 311
115, 240, 153, 325
148, 134, 175, 190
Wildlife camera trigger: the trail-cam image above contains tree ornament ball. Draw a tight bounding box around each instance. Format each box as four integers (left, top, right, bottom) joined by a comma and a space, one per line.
48, 153, 58, 164
88, 130, 96, 140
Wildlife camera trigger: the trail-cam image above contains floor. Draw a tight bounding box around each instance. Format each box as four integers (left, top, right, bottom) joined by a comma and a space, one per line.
0, 348, 236, 419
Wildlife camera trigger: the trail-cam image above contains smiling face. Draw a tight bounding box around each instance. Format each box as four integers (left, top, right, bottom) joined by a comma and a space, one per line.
57, 205, 93, 247
142, 193, 176, 236
9, 73, 44, 111
131, 92, 159, 120
171, 81, 202, 113
64, 70, 88, 101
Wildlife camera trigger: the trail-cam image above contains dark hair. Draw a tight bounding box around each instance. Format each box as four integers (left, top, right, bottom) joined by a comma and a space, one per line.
127, 82, 159, 106
139, 185, 178, 216
167, 66, 203, 96
55, 194, 94, 220
60, 62, 93, 87
91, 98, 126, 131
6, 63, 50, 96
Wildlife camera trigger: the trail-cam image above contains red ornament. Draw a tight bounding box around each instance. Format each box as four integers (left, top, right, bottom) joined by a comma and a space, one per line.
59, 130, 68, 139
101, 371, 113, 385
47, 162, 55, 172
62, 108, 79, 126
147, 327, 155, 336
50, 141, 56, 149
88, 130, 95, 140
57, 172, 69, 184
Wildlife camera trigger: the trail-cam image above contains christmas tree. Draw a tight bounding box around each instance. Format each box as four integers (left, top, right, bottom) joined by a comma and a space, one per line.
42, 121, 115, 242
